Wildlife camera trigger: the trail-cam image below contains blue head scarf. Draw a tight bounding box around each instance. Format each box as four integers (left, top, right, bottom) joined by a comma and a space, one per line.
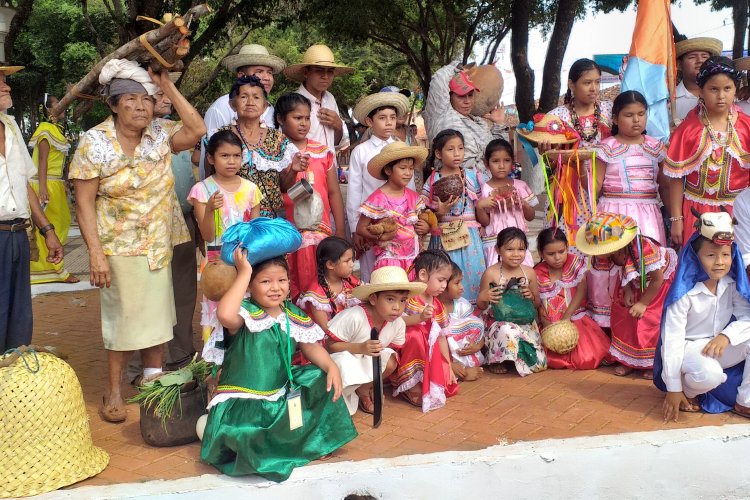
221, 218, 302, 266
653, 232, 750, 412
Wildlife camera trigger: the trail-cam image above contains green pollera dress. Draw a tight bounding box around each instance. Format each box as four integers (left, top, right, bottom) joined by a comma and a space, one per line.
200, 300, 357, 482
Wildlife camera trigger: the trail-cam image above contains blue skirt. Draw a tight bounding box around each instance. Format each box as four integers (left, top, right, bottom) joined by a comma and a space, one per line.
446, 226, 485, 304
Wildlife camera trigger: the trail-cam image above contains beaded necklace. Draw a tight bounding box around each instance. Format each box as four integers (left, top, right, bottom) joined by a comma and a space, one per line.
569, 101, 601, 143
699, 100, 733, 166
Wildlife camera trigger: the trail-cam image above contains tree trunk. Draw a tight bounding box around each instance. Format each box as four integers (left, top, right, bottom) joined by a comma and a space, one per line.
5, 0, 35, 62
510, 0, 535, 122
733, 0, 748, 59
538, 0, 580, 113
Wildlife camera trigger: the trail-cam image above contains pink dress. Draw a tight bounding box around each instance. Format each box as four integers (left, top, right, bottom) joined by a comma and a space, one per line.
588, 135, 667, 328
480, 179, 538, 266
359, 188, 426, 272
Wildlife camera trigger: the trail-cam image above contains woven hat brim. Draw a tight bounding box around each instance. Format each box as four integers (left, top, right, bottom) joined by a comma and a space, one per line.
367, 146, 429, 180
352, 281, 427, 301
575, 226, 637, 256
676, 38, 722, 59
353, 93, 410, 124
0, 66, 24, 75
283, 63, 354, 82
223, 54, 286, 74
517, 130, 577, 146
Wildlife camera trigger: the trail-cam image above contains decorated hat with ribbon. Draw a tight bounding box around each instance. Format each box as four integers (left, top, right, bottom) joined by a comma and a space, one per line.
516, 113, 580, 147
221, 218, 302, 266
575, 212, 638, 256
692, 208, 735, 246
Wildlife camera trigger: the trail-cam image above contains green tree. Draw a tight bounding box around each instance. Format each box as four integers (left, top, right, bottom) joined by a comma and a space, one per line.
694, 0, 749, 58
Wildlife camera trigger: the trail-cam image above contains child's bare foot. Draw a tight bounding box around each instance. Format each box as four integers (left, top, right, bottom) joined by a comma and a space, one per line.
640, 369, 653, 380
613, 364, 634, 377
451, 362, 467, 381
462, 366, 483, 381
356, 386, 375, 414
680, 397, 701, 413
486, 363, 508, 375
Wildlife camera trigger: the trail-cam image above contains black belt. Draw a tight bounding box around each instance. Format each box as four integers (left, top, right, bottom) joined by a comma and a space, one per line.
0, 219, 30, 232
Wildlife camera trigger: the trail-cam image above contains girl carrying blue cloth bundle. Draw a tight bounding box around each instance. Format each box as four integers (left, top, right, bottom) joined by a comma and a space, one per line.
199, 218, 357, 482
654, 211, 750, 421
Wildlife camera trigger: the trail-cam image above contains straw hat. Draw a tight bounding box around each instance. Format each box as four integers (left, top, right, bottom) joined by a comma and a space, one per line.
223, 44, 286, 74
367, 141, 429, 180
352, 266, 426, 300
0, 64, 24, 75
0, 349, 109, 497
283, 44, 354, 82
575, 212, 638, 256
516, 113, 579, 146
352, 92, 409, 124
675, 37, 722, 59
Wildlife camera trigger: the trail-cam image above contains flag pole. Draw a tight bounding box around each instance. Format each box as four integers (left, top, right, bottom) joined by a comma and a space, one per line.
665, 0, 677, 128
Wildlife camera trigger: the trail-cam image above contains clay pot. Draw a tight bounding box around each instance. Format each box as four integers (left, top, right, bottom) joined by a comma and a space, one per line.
432, 174, 464, 202
201, 260, 237, 301
467, 65, 504, 117
140, 382, 208, 447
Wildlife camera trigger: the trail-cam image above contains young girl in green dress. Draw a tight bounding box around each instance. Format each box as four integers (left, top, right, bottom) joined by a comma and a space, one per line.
200, 242, 357, 482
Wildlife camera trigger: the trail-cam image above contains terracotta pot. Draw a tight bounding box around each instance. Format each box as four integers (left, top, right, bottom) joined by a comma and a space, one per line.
140, 382, 208, 447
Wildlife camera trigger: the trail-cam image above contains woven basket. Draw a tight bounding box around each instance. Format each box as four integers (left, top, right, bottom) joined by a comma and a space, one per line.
541, 320, 579, 354
0, 348, 109, 498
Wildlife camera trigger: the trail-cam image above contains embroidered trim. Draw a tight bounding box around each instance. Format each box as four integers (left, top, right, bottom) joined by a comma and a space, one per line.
237, 302, 325, 343
216, 384, 283, 396
536, 254, 587, 300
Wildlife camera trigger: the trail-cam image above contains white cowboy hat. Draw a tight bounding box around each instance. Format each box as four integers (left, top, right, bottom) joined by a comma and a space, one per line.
223, 44, 286, 74
283, 44, 354, 82
352, 266, 426, 301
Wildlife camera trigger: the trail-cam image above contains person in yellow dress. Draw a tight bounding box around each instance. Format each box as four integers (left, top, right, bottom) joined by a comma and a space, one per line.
28, 94, 78, 283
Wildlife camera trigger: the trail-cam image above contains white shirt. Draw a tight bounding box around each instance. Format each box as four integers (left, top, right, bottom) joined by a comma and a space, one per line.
0, 113, 37, 220
733, 188, 750, 268
296, 84, 349, 151
661, 276, 750, 392
674, 81, 699, 123
345, 135, 416, 233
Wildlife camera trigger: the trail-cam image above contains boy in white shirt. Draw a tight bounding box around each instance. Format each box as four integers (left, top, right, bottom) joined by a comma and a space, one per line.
346, 92, 410, 281
658, 212, 750, 421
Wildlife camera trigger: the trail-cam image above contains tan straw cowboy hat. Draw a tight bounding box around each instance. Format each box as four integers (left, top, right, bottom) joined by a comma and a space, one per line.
0, 64, 24, 75
283, 44, 354, 82
675, 37, 722, 59
575, 212, 638, 256
353, 92, 409, 124
352, 266, 426, 301
367, 141, 429, 181
223, 44, 286, 74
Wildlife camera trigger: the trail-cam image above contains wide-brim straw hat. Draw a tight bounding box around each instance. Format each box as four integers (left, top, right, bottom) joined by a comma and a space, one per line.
353, 92, 409, 124
223, 44, 286, 74
0, 349, 109, 497
0, 64, 24, 75
675, 37, 722, 59
367, 141, 429, 181
352, 266, 426, 300
283, 44, 354, 82
516, 113, 579, 146
575, 212, 638, 256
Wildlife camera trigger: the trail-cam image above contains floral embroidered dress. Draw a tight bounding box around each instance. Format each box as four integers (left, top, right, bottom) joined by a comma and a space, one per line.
297, 276, 361, 321
664, 107, 750, 242
327, 305, 406, 414
68, 116, 188, 270
393, 295, 459, 412
283, 139, 336, 298
188, 176, 262, 365
445, 297, 485, 368
536, 253, 610, 370
359, 188, 426, 272
480, 179, 538, 266
200, 300, 357, 482
609, 239, 677, 369
423, 168, 486, 303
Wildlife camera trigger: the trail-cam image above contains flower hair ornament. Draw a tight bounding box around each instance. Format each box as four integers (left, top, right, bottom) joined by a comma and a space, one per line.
691, 206, 736, 246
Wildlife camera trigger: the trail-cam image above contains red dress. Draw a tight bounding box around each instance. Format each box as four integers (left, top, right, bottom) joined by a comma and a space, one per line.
283, 140, 336, 299
536, 254, 610, 370
609, 239, 677, 369
665, 107, 750, 243
392, 295, 458, 412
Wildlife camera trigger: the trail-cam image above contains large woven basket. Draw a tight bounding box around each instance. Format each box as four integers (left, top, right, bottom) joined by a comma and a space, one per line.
541, 320, 579, 354
0, 348, 109, 498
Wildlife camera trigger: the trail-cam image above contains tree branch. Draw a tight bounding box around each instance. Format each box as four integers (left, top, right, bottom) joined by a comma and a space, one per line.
5, 0, 35, 62
180, 0, 238, 69
81, 0, 107, 57
186, 27, 251, 101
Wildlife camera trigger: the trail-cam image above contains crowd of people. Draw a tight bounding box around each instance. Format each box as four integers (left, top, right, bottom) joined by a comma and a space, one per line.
3, 34, 750, 482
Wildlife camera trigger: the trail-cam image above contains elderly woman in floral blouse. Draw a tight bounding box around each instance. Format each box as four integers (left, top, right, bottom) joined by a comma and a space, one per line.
70, 60, 206, 423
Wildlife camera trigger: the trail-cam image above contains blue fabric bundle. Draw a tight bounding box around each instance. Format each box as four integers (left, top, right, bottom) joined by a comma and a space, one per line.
221, 218, 302, 266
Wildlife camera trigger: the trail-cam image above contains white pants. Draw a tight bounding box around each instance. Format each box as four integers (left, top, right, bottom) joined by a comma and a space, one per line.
359, 248, 375, 283
680, 337, 750, 406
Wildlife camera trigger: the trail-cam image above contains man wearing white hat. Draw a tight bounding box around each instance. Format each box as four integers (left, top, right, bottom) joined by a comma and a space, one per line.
0, 64, 63, 352
203, 44, 286, 133
283, 44, 354, 152
673, 37, 723, 125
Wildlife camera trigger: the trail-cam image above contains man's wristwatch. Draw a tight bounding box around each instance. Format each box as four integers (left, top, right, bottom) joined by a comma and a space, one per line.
39, 224, 55, 235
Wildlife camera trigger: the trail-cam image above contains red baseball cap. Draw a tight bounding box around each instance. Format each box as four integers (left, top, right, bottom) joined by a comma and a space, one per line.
449, 71, 480, 96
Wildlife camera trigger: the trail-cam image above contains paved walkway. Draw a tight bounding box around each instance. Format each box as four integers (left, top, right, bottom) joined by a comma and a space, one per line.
28, 288, 747, 490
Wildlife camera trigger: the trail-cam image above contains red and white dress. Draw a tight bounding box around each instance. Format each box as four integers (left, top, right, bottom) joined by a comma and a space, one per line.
445, 297, 485, 368
536, 253, 610, 370
392, 295, 459, 412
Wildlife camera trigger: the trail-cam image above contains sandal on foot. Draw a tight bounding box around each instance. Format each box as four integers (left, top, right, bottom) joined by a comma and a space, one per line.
732, 403, 750, 419
99, 396, 126, 423
680, 397, 701, 413
486, 363, 508, 375
358, 395, 375, 415
399, 391, 422, 408
63, 274, 81, 283
613, 365, 634, 377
